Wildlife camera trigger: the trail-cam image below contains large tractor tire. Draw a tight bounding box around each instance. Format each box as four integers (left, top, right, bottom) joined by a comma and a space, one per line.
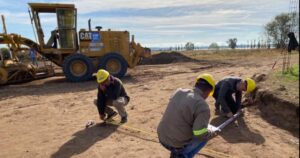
63, 54, 94, 82
0, 68, 8, 85
99, 53, 128, 78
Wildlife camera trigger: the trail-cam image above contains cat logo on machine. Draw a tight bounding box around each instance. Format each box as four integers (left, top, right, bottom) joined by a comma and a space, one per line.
79, 32, 92, 41
79, 32, 101, 42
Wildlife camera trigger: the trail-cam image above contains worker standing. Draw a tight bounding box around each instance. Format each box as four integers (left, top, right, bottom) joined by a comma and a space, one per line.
29, 47, 38, 67
94, 69, 130, 123
213, 76, 256, 118
157, 73, 216, 158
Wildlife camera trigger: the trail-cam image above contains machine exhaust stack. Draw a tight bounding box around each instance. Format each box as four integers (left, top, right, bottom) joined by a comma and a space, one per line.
88, 19, 91, 31
1, 15, 7, 34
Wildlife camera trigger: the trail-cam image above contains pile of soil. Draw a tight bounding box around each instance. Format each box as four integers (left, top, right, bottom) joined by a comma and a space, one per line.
140, 51, 199, 65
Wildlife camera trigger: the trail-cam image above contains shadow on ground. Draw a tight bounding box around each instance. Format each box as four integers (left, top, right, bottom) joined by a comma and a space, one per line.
210, 116, 265, 145
51, 123, 118, 158
254, 89, 299, 138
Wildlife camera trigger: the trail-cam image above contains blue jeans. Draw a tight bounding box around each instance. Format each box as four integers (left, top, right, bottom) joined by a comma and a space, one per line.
31, 58, 38, 66
160, 139, 207, 158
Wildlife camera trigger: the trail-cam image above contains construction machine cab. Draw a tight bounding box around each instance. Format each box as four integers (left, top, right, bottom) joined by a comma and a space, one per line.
29, 3, 78, 51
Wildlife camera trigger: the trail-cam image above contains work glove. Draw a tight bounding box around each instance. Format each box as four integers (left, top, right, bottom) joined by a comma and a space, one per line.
205, 130, 218, 140
226, 112, 233, 118
237, 108, 245, 117
242, 98, 254, 106
99, 85, 107, 91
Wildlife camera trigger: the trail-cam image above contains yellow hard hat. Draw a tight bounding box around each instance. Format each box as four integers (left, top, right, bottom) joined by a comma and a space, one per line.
94, 69, 110, 84
245, 78, 256, 93
196, 73, 216, 96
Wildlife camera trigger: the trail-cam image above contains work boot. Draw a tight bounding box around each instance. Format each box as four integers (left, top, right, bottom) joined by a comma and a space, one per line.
120, 116, 127, 124
106, 111, 117, 121
214, 103, 221, 115
214, 109, 221, 115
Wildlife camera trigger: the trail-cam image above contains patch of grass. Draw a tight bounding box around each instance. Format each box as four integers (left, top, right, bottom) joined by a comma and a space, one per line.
182, 49, 282, 61
280, 64, 299, 81
265, 64, 299, 104
290, 64, 299, 77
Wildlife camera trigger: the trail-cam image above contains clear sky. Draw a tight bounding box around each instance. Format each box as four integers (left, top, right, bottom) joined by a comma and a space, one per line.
0, 0, 296, 47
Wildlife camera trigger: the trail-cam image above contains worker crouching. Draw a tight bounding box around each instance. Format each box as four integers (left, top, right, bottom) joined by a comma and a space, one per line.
157, 73, 217, 158
94, 69, 130, 123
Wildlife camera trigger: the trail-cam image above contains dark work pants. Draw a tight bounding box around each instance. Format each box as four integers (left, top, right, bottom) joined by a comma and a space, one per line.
213, 91, 239, 114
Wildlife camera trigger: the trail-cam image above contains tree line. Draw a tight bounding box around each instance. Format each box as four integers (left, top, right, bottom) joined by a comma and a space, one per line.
181, 11, 299, 50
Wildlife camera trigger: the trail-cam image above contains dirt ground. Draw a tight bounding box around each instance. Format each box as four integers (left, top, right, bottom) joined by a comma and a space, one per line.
0, 50, 299, 158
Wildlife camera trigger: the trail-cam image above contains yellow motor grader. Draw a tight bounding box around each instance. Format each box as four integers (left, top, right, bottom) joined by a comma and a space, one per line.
28, 2, 151, 81
0, 3, 150, 84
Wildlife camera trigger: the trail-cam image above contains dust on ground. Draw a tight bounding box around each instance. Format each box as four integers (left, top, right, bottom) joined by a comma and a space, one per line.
0, 50, 299, 158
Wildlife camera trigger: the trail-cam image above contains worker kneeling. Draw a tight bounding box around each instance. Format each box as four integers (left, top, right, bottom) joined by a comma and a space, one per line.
94, 69, 130, 123
157, 73, 216, 158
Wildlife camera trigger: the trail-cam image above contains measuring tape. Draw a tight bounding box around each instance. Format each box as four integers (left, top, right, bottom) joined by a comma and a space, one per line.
105, 120, 232, 158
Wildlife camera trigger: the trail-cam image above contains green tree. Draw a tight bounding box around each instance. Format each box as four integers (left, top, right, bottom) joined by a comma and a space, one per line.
264, 13, 295, 48
227, 38, 237, 49
257, 41, 261, 49
185, 42, 194, 50
208, 42, 219, 50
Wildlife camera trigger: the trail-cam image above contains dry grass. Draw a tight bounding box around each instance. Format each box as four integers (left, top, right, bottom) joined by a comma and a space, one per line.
263, 64, 299, 105
183, 49, 282, 61
153, 49, 285, 64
